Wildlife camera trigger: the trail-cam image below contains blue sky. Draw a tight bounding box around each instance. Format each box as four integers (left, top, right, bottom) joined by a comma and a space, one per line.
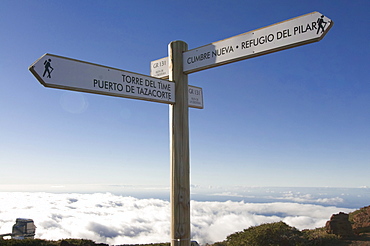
1, 0, 370, 189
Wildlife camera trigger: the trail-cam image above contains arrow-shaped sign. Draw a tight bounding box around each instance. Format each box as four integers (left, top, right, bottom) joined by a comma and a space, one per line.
183, 11, 333, 73
150, 11, 333, 78
29, 54, 203, 109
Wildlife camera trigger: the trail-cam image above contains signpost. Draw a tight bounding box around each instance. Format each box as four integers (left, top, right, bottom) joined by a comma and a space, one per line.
29, 54, 203, 109
183, 11, 333, 73
30, 10, 333, 246
169, 40, 191, 246
151, 11, 333, 76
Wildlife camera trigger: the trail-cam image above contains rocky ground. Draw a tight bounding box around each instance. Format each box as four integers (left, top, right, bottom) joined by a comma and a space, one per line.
344, 233, 370, 246
325, 205, 370, 246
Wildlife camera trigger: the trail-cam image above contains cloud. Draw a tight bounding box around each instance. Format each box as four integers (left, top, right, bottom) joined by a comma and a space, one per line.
275, 191, 345, 205
0, 192, 355, 245
87, 222, 121, 238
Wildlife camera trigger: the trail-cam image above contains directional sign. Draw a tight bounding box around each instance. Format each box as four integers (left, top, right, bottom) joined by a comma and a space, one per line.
29, 54, 203, 108
183, 11, 333, 74
150, 57, 169, 79
29, 54, 175, 104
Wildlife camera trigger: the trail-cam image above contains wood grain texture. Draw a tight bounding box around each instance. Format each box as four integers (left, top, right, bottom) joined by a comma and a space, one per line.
169, 40, 190, 246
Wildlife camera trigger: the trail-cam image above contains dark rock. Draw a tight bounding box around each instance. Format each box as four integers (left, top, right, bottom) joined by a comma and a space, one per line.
351, 205, 370, 234
326, 212, 354, 238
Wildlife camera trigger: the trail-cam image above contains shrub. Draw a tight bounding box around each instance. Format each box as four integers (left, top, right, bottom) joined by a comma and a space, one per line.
301, 227, 344, 246
225, 221, 303, 246
58, 239, 97, 245
0, 238, 58, 246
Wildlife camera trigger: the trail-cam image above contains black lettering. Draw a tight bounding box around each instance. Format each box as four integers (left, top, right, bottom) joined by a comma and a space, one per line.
212, 46, 234, 57
241, 34, 274, 49
158, 81, 171, 91
122, 74, 144, 85
187, 52, 211, 64
277, 31, 282, 40
294, 26, 299, 35
117, 83, 123, 91
305, 23, 312, 32
145, 79, 156, 88
126, 85, 134, 93
268, 34, 274, 42
311, 21, 317, 30
258, 35, 266, 44
277, 30, 290, 39
93, 78, 125, 92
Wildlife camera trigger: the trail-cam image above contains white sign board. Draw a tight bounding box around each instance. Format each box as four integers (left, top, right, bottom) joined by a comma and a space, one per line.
29, 54, 203, 108
183, 11, 333, 73
188, 85, 203, 109
150, 57, 169, 79
29, 54, 174, 104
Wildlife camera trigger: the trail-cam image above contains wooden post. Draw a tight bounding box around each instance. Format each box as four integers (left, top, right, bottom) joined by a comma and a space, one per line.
169, 40, 190, 246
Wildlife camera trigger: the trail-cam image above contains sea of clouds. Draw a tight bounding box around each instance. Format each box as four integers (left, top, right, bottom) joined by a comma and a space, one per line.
0, 187, 369, 245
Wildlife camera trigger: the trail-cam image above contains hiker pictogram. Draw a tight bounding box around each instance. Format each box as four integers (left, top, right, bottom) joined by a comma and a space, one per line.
43, 59, 54, 78
316, 15, 327, 34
